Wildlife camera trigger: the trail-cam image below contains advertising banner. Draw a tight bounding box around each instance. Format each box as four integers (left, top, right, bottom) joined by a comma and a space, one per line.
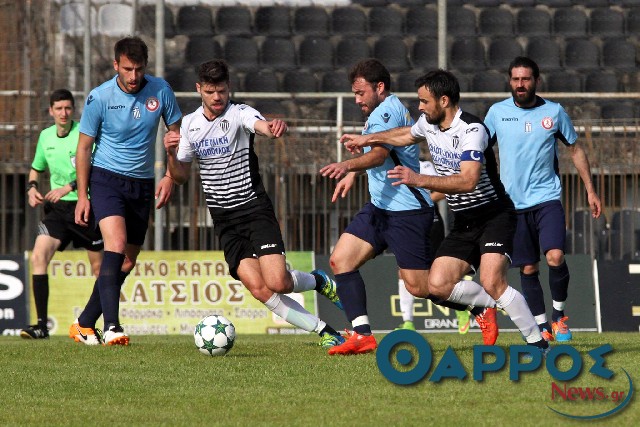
597, 261, 640, 332
0, 255, 28, 336
38, 251, 315, 335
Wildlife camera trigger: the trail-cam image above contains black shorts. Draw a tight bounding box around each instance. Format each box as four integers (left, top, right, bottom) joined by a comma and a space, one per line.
213, 208, 286, 280
435, 208, 516, 271
89, 167, 154, 246
39, 201, 103, 252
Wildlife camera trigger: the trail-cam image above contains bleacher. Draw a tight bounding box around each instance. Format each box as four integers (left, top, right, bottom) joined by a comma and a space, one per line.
54, 0, 640, 121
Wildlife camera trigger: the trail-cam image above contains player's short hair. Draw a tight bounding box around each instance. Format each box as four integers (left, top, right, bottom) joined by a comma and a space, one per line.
415, 69, 460, 105
197, 60, 230, 85
49, 89, 74, 108
348, 59, 391, 92
114, 36, 148, 65
508, 56, 540, 79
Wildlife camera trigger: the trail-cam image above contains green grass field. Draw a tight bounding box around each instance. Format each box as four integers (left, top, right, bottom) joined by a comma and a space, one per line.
1, 332, 637, 426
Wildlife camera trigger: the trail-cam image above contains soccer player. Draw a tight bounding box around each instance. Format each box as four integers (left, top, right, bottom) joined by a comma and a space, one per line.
20, 89, 103, 339
71, 36, 182, 346
163, 59, 345, 348
484, 57, 602, 342
321, 60, 498, 355
342, 69, 549, 355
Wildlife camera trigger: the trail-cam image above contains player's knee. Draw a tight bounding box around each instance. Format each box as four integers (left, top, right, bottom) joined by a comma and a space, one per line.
545, 250, 565, 267
427, 275, 450, 299
248, 284, 271, 303
30, 251, 48, 269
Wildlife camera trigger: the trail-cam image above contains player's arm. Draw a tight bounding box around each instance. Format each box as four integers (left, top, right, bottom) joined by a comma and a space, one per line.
568, 141, 602, 218
74, 132, 94, 226
155, 120, 182, 208
341, 126, 421, 154
26, 168, 44, 208
254, 119, 287, 138
320, 146, 388, 180
388, 158, 481, 193
164, 128, 191, 186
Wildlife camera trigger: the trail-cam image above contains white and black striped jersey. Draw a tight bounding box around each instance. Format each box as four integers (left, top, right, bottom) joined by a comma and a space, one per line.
411, 108, 511, 219
177, 102, 272, 220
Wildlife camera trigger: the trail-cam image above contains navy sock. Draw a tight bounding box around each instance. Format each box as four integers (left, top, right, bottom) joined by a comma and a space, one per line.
335, 270, 370, 335
469, 306, 484, 317
32, 274, 49, 327
520, 271, 546, 318
549, 261, 570, 322
79, 270, 130, 328
99, 251, 126, 329
427, 295, 468, 312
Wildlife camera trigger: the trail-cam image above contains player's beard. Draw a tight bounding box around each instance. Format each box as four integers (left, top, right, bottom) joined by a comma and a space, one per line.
511, 85, 536, 106
425, 106, 445, 126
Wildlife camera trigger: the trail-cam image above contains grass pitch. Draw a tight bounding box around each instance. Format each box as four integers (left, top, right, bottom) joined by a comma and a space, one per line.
1, 332, 638, 426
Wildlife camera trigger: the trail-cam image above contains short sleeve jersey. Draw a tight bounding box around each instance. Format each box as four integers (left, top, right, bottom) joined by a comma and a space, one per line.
484, 96, 578, 210
410, 108, 509, 218
80, 75, 182, 179
177, 102, 272, 221
363, 94, 432, 211
31, 121, 80, 202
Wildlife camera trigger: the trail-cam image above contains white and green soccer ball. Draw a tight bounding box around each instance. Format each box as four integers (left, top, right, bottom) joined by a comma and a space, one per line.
194, 315, 236, 356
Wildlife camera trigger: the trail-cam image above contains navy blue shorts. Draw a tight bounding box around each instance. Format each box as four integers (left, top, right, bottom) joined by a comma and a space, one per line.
89, 167, 154, 246
511, 200, 566, 267
345, 202, 434, 270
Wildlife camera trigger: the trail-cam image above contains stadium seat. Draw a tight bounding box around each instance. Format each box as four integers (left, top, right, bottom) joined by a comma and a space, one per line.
472, 70, 508, 92
59, 2, 97, 36
396, 71, 422, 93
449, 38, 486, 72
283, 69, 318, 92
544, 70, 583, 92
255, 6, 291, 37
447, 7, 477, 36
293, 6, 329, 36
602, 39, 636, 71
553, 8, 588, 37
516, 7, 551, 37
525, 37, 562, 71
411, 37, 438, 70
244, 70, 280, 93
369, 7, 404, 36
322, 70, 350, 92
487, 39, 523, 71
97, 4, 133, 37
299, 37, 333, 71
224, 37, 259, 72
585, 71, 619, 92
373, 37, 410, 72
576, 0, 609, 7
564, 38, 600, 71
137, 5, 175, 39
260, 37, 297, 71
185, 37, 223, 65
468, 0, 501, 6
176, 5, 214, 36
479, 8, 514, 36
215, 6, 252, 36
328, 100, 365, 123
254, 100, 288, 119
612, 208, 640, 233
536, 0, 572, 6
628, 8, 640, 34
335, 38, 370, 69
506, 0, 535, 5
394, 0, 428, 6
405, 6, 437, 37
600, 101, 636, 119
166, 67, 198, 92
331, 7, 367, 36
352, 0, 387, 6
590, 8, 624, 37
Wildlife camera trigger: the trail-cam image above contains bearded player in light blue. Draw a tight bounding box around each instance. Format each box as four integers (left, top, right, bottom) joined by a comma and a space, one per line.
484, 57, 601, 342
71, 36, 182, 346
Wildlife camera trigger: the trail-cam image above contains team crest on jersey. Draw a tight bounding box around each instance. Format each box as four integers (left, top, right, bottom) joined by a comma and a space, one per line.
363, 120, 369, 132
132, 106, 141, 120
541, 116, 554, 130
219, 119, 230, 133
452, 135, 460, 149
145, 97, 159, 112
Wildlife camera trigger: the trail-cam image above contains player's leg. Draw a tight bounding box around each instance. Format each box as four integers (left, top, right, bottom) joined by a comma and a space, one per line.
539, 202, 572, 341
396, 269, 416, 330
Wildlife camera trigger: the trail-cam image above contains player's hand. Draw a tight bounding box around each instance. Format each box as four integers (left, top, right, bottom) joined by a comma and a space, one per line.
27, 188, 44, 208
331, 173, 356, 202
388, 165, 420, 187
268, 119, 288, 138
164, 130, 181, 154
340, 134, 371, 154
588, 192, 602, 219
75, 197, 91, 227
155, 175, 174, 209
320, 162, 350, 180
44, 186, 70, 204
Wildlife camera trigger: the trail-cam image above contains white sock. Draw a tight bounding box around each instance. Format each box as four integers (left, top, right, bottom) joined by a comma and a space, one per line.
289, 270, 316, 293
495, 286, 542, 344
264, 293, 318, 332
352, 315, 370, 330
398, 279, 415, 322
552, 300, 566, 311
447, 280, 497, 308
534, 313, 548, 326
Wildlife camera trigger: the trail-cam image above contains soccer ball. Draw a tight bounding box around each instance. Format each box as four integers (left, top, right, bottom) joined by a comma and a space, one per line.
194, 315, 236, 356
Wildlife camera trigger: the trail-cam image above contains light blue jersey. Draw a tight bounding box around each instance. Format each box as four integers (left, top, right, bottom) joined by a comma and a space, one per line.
80, 74, 182, 179
484, 96, 577, 210
363, 94, 432, 211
